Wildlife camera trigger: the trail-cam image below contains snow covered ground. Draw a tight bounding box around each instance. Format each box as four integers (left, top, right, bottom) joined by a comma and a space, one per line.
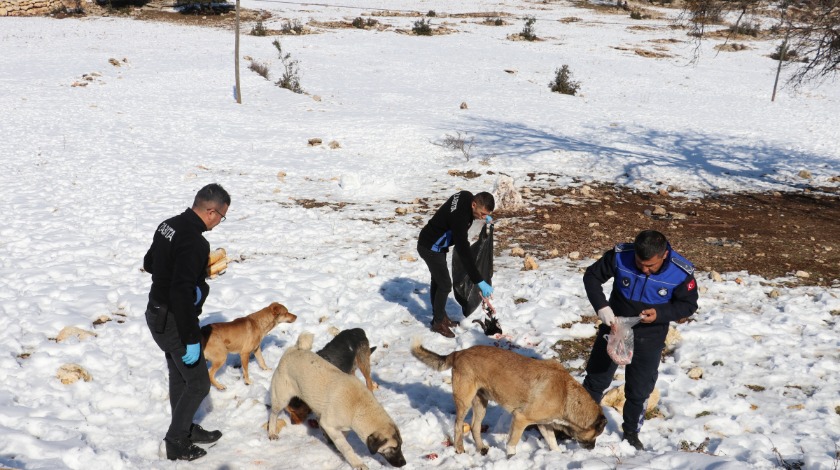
1, 0, 839, 468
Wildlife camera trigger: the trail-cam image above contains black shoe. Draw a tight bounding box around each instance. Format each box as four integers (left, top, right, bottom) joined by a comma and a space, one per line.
623, 431, 644, 450
190, 423, 222, 444
430, 321, 455, 338
165, 437, 207, 461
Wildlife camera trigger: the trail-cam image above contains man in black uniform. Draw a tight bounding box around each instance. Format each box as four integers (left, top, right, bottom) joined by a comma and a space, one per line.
581, 230, 698, 451
417, 191, 495, 338
143, 183, 230, 461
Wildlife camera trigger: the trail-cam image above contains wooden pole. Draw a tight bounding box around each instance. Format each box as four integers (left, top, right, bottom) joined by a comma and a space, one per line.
771, 31, 789, 102
234, 0, 241, 103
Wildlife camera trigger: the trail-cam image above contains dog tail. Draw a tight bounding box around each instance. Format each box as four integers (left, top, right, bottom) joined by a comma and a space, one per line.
296, 331, 315, 351
410, 337, 454, 372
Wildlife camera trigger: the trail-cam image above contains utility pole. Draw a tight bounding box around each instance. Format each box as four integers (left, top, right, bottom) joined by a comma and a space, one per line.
234, 0, 242, 103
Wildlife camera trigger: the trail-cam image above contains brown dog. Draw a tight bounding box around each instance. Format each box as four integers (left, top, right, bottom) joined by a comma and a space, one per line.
268, 332, 406, 469
200, 302, 297, 390
411, 338, 607, 456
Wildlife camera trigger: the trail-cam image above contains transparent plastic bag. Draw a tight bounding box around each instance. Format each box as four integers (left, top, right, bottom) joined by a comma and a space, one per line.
605, 317, 641, 366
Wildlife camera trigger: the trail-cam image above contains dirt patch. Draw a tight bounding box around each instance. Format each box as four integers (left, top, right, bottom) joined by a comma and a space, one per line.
130, 5, 268, 28
492, 181, 840, 286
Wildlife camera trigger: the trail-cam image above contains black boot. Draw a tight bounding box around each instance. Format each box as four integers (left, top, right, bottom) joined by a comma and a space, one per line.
165, 437, 207, 461
189, 423, 222, 444
623, 431, 644, 450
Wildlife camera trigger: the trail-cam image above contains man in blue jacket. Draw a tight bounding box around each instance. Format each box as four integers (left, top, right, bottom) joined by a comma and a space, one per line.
143, 183, 230, 461
417, 191, 495, 337
581, 230, 698, 450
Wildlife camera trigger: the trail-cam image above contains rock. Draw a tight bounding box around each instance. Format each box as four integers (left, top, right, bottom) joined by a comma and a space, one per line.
671, 212, 687, 220
652, 205, 667, 216
687, 367, 703, 380
276, 171, 287, 182
544, 223, 562, 231
399, 253, 417, 262
602, 385, 659, 413
709, 271, 722, 282
510, 246, 525, 257
57, 363, 92, 385
605, 210, 616, 216
327, 326, 340, 336
308, 138, 323, 146
798, 170, 812, 179
92, 315, 111, 326
459, 101, 468, 109
580, 185, 594, 197
492, 175, 524, 211
328, 140, 341, 149
830, 175, 840, 183
768, 288, 781, 298
548, 249, 559, 257
568, 251, 580, 260
795, 270, 810, 278
523, 256, 539, 271
312, 95, 322, 102
56, 326, 97, 343
395, 207, 411, 215
664, 326, 682, 351
658, 188, 669, 196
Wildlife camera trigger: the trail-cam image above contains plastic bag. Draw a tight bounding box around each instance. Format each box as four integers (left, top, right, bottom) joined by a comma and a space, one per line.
605, 317, 641, 365
452, 223, 494, 317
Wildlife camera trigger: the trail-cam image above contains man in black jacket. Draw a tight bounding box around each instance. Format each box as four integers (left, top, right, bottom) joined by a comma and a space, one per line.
143, 183, 230, 461
581, 230, 698, 451
417, 191, 495, 337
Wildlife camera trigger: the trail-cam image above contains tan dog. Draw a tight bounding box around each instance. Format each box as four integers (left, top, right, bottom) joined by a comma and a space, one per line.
268, 332, 406, 470
200, 302, 297, 390
411, 338, 607, 456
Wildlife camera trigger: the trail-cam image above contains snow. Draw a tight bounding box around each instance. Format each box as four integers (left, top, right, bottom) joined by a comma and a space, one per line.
1, 0, 839, 468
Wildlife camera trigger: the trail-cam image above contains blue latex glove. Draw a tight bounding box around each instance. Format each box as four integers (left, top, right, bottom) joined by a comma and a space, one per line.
194, 286, 202, 306
478, 281, 494, 297
182, 343, 200, 365
485, 215, 493, 224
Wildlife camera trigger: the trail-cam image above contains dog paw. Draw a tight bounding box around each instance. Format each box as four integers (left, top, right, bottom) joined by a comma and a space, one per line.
268, 433, 278, 441
215, 384, 227, 391
370, 382, 379, 390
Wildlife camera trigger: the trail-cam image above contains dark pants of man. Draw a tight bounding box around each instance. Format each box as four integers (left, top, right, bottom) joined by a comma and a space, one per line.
582, 326, 664, 434
417, 243, 452, 325
145, 303, 211, 441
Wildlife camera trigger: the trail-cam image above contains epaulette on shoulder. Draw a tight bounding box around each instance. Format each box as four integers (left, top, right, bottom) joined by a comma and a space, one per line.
614, 243, 634, 253
671, 256, 695, 275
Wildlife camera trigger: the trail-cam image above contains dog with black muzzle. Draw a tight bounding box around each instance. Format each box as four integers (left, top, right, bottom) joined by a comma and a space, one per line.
268, 332, 406, 470
286, 328, 378, 424
411, 338, 606, 456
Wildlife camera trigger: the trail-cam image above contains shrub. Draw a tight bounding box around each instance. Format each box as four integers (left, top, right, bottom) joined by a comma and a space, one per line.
280, 19, 304, 35
352, 17, 378, 29
251, 20, 268, 36
440, 132, 475, 161
521, 16, 537, 41
413, 18, 433, 36
427, 10, 436, 17
770, 43, 803, 61
272, 39, 303, 93
549, 65, 580, 96
728, 21, 760, 37
248, 60, 270, 80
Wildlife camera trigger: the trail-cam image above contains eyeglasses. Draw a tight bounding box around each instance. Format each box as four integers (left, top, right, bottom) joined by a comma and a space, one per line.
210, 208, 226, 222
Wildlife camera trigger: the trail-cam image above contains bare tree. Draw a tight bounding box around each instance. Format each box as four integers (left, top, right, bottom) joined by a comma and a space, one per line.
682, 0, 840, 87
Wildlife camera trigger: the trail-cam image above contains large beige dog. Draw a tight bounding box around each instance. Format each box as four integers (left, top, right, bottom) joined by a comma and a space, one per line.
267, 332, 406, 470
411, 338, 607, 456
200, 302, 297, 390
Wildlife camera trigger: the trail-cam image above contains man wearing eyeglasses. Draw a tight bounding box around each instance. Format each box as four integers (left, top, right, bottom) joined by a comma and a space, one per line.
143, 183, 230, 461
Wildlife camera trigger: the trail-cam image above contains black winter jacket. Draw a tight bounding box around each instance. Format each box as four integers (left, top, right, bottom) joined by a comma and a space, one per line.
418, 191, 484, 284
144, 208, 210, 345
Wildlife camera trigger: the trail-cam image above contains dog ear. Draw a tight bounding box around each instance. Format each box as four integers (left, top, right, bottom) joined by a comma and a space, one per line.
594, 414, 608, 434
272, 303, 288, 315
366, 433, 387, 455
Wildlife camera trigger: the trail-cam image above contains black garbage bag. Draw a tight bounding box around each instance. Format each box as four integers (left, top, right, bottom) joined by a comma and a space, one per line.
452, 223, 493, 317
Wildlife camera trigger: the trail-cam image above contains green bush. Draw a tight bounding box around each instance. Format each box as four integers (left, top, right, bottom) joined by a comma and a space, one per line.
413, 18, 433, 36
352, 17, 378, 29
521, 16, 537, 41
549, 65, 580, 96
250, 20, 267, 36
272, 39, 303, 93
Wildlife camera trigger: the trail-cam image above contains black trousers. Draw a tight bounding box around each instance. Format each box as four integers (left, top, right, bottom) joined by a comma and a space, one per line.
145, 301, 210, 441
582, 325, 664, 434
417, 243, 452, 325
